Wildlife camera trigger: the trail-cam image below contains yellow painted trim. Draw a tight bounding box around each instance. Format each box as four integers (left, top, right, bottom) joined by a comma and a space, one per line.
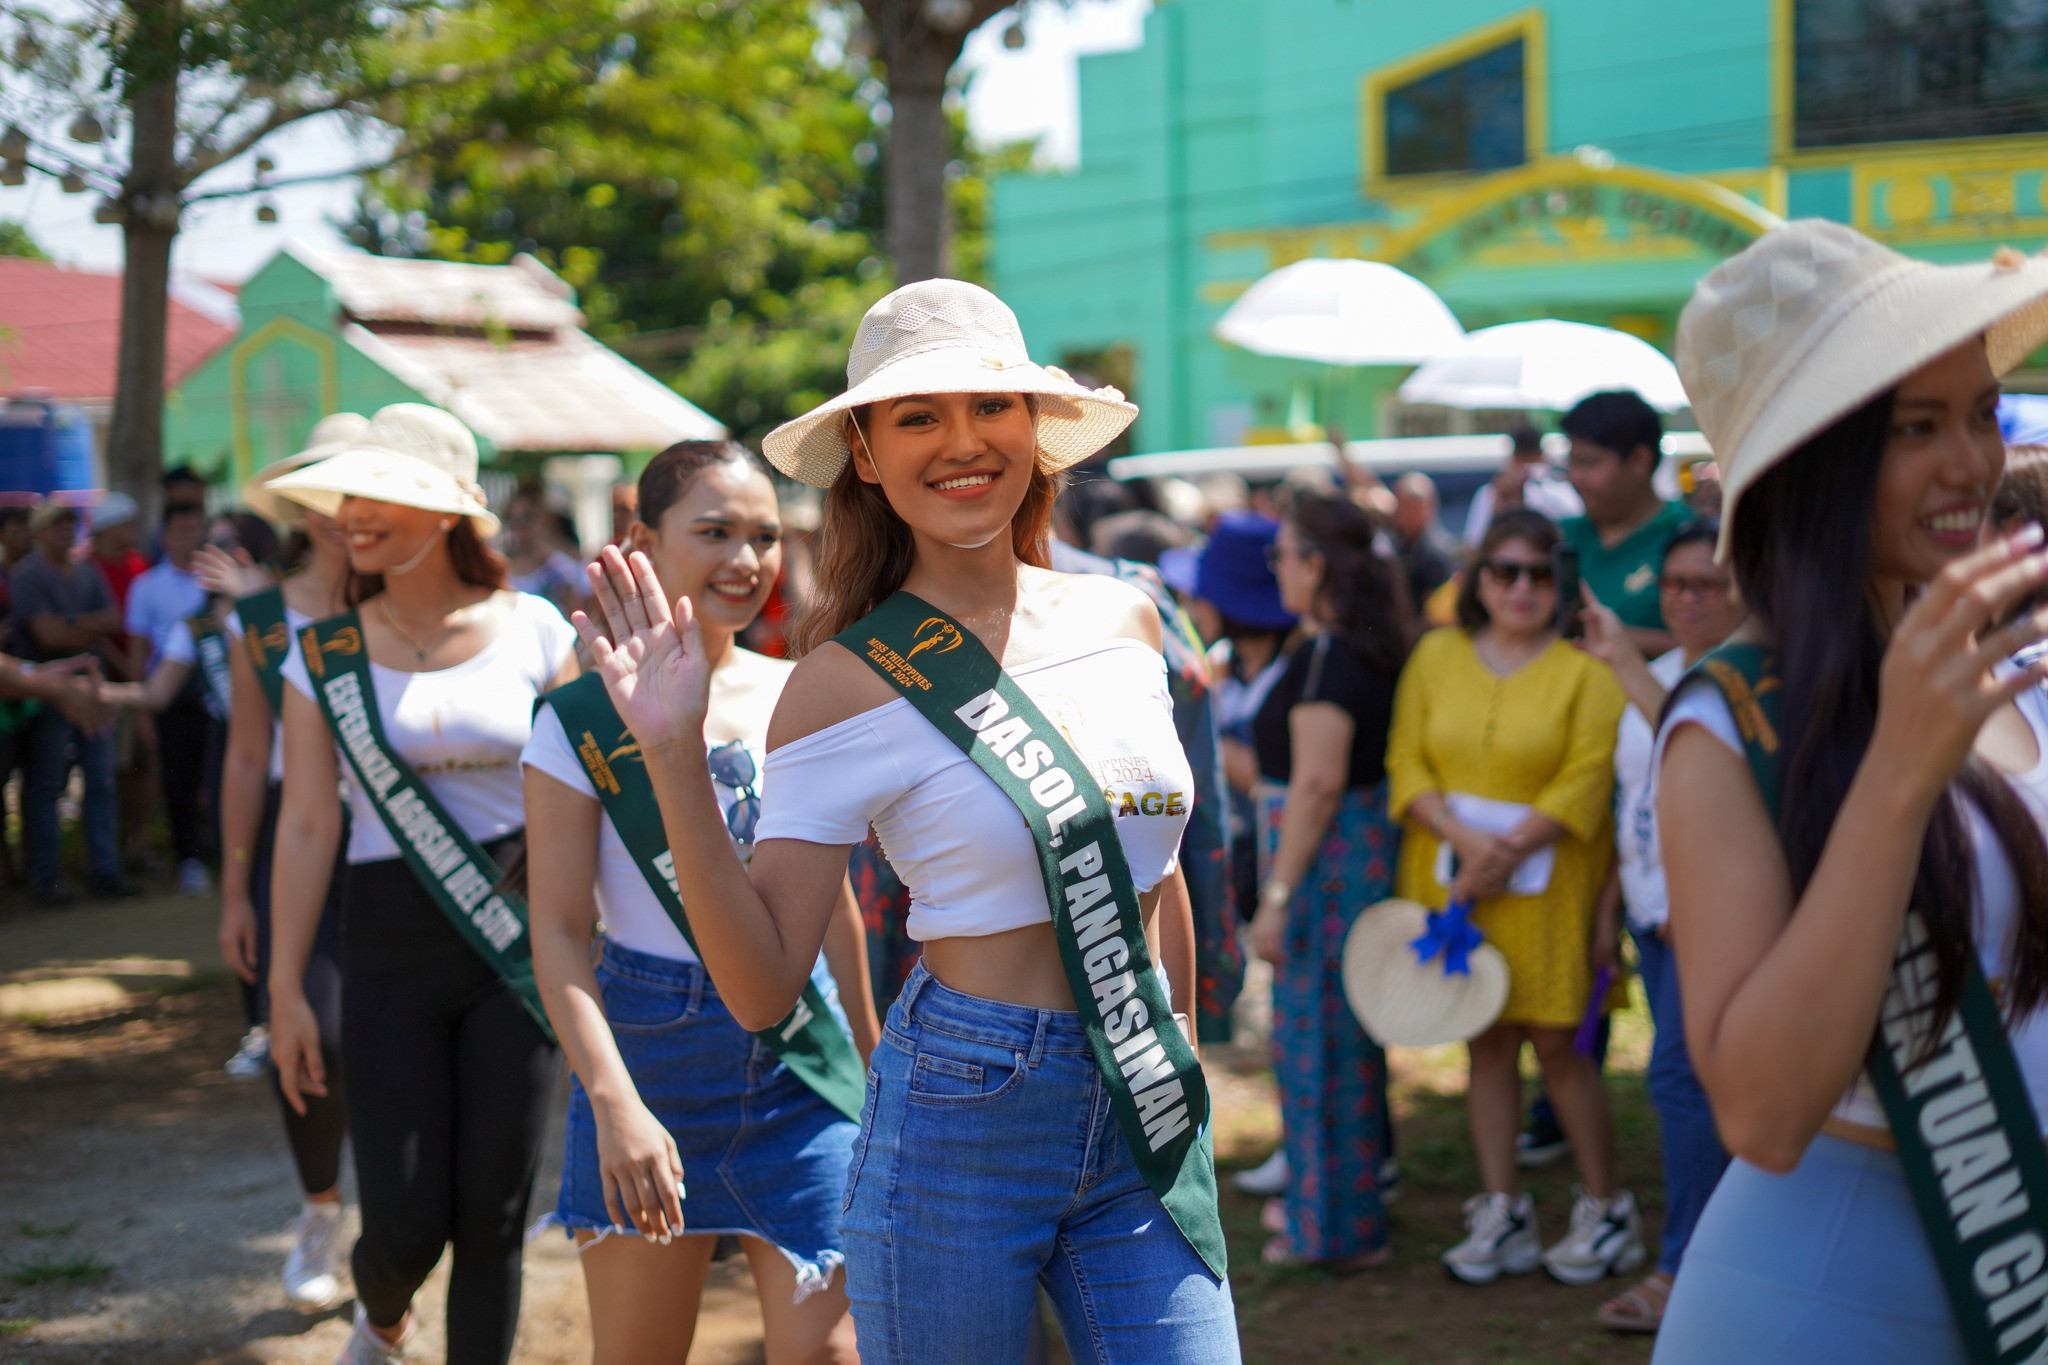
227, 316, 340, 487
1361, 9, 1547, 190
1783, 131, 2048, 170
1701, 166, 1788, 217
1769, 0, 1794, 163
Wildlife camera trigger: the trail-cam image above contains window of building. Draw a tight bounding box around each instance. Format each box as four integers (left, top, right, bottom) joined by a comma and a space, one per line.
1383, 37, 1527, 177
1794, 0, 2048, 149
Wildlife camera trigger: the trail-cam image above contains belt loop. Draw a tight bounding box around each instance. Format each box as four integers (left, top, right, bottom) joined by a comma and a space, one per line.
1027, 1010, 1048, 1068
687, 960, 706, 1016
898, 962, 931, 1022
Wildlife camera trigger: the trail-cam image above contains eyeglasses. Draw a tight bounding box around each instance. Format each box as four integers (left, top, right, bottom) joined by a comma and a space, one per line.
1480, 559, 1555, 588
1263, 543, 1293, 570
706, 741, 760, 848
1659, 574, 1731, 600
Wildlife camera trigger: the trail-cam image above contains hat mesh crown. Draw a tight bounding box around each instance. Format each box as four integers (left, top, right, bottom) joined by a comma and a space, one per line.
847, 280, 1030, 387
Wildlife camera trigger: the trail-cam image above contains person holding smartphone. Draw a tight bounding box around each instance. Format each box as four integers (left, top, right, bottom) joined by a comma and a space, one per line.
1385, 508, 1640, 1287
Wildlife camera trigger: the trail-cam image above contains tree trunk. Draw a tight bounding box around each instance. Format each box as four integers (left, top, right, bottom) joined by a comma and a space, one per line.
106, 39, 180, 524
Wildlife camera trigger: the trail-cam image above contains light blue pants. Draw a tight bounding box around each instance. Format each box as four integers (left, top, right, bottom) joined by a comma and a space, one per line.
842, 963, 1239, 1364
1631, 926, 1729, 1274
1654, 1134, 1968, 1362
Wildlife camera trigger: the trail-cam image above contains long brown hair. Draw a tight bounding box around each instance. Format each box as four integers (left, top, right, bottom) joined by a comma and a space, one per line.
1285, 494, 1409, 674
789, 407, 1060, 655
347, 516, 510, 606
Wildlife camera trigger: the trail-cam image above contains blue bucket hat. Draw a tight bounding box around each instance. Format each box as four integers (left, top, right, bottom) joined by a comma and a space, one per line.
1161, 511, 1296, 631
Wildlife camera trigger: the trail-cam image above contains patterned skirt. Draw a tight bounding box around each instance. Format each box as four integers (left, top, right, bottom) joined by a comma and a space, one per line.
1256, 781, 1398, 1260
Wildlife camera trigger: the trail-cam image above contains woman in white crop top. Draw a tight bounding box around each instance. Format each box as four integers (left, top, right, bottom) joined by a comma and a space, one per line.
1650, 224, 2048, 1364
575, 281, 1239, 1361
521, 442, 878, 1363
264, 404, 578, 1365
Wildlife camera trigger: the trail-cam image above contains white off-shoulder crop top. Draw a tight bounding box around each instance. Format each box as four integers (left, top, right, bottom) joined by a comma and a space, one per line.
756, 639, 1194, 942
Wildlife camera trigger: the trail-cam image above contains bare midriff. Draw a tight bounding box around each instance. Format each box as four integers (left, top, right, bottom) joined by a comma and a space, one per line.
918, 889, 1162, 1011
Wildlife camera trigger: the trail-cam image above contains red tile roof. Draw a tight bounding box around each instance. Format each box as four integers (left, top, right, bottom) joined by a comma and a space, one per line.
0, 257, 235, 404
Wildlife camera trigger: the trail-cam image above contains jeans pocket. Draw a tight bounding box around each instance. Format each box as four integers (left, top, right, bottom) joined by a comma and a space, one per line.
600, 971, 697, 1034
907, 1042, 1025, 1107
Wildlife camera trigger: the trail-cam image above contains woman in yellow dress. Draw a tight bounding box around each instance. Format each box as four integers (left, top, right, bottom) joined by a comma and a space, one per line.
1386, 508, 1641, 1288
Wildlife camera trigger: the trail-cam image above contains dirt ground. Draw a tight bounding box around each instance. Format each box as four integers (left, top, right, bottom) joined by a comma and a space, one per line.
0, 892, 1664, 1364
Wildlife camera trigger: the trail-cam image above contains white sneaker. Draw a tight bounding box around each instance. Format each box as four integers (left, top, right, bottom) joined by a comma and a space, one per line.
1442, 1191, 1542, 1284
283, 1200, 345, 1311
177, 858, 213, 896
335, 1303, 407, 1364
1542, 1187, 1647, 1285
1232, 1148, 1289, 1197
224, 1025, 270, 1079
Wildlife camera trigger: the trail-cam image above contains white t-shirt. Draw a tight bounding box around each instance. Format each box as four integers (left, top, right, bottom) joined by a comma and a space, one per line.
1462, 466, 1585, 544
756, 639, 1193, 943
1614, 649, 1689, 932
281, 592, 576, 864
522, 708, 771, 964
1659, 678, 2048, 1134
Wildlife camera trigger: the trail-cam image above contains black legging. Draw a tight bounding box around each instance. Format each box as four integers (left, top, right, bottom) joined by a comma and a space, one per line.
158, 693, 219, 864
250, 785, 348, 1195
341, 835, 558, 1365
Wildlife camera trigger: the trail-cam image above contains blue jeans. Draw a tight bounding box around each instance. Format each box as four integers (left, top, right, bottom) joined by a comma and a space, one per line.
1632, 925, 1729, 1275
842, 963, 1239, 1364
23, 710, 118, 886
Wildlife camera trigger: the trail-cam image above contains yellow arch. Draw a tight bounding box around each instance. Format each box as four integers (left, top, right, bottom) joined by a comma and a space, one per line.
228, 315, 340, 486
1380, 156, 1785, 274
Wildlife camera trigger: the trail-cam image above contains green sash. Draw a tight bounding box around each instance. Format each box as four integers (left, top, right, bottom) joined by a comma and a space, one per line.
537, 673, 867, 1122
236, 586, 291, 714
1681, 643, 2048, 1363
835, 592, 1226, 1276
300, 613, 553, 1040
188, 608, 234, 717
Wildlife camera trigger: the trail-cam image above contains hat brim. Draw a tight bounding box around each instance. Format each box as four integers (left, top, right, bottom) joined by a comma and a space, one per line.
762, 347, 1138, 488
1341, 899, 1510, 1047
242, 441, 358, 526
267, 447, 501, 537
1714, 253, 2048, 559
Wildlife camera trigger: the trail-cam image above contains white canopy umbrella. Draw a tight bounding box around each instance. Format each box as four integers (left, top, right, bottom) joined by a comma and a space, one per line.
1214, 258, 1465, 366
1398, 319, 1691, 413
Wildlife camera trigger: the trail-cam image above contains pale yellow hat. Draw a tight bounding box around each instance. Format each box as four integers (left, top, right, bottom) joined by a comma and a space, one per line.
242, 412, 370, 526
1676, 220, 2048, 556
761, 278, 1138, 488
267, 403, 499, 536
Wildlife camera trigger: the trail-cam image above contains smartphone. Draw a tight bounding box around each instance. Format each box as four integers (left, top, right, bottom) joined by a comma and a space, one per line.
1553, 543, 1582, 640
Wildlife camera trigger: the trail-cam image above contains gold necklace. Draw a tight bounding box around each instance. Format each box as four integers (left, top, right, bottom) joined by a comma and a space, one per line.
378, 596, 458, 663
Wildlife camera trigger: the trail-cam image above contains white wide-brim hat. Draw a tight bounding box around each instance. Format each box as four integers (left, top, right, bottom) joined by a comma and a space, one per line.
761, 278, 1139, 488
267, 403, 499, 537
1677, 220, 2048, 557
242, 411, 371, 526
1341, 899, 1509, 1048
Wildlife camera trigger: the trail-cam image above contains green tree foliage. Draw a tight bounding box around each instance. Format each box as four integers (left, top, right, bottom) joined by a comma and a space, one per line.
0, 219, 46, 259
356, 0, 1029, 449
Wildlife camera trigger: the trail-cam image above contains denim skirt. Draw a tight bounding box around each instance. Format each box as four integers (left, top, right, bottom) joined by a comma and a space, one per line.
554, 938, 859, 1300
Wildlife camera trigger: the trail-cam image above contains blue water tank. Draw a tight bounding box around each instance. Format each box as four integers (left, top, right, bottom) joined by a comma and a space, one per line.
0, 399, 98, 502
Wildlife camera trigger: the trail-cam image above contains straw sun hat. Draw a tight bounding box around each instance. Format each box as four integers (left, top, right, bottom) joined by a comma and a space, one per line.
761, 278, 1139, 488
266, 403, 500, 537
241, 411, 370, 526
1676, 219, 2048, 556
1341, 899, 1509, 1048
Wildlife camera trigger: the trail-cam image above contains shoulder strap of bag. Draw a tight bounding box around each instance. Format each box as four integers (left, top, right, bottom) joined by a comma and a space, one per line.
537, 673, 866, 1122
187, 606, 235, 717
300, 613, 553, 1040
1677, 643, 2048, 1365
235, 586, 291, 714
833, 591, 1226, 1277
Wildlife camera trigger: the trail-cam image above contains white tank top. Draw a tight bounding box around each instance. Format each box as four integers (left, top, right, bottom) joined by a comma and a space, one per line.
755, 639, 1193, 942
1660, 678, 2048, 1134
281, 592, 576, 864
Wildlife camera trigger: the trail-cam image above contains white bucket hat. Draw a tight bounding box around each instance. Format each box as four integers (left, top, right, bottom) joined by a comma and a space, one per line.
267, 403, 500, 536
1676, 219, 2048, 556
761, 278, 1139, 488
1341, 899, 1509, 1048
241, 411, 370, 526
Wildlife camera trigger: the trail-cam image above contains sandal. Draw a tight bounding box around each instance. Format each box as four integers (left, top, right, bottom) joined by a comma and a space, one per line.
1261, 1237, 1392, 1274
1596, 1271, 1674, 1334
1261, 1198, 1287, 1235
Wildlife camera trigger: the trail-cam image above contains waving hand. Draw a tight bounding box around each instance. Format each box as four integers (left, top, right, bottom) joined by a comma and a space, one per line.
572, 546, 713, 756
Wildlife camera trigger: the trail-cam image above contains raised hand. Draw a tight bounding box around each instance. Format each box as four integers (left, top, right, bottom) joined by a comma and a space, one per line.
1874, 525, 2048, 803
571, 545, 712, 755
193, 544, 271, 599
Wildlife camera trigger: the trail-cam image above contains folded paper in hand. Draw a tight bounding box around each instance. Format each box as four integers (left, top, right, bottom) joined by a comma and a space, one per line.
1433, 792, 1554, 896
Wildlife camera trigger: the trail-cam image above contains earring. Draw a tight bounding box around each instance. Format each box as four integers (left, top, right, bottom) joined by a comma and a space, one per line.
441, 518, 456, 531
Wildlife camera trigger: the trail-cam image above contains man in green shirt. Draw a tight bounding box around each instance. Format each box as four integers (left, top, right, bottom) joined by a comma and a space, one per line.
1560, 390, 1691, 656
